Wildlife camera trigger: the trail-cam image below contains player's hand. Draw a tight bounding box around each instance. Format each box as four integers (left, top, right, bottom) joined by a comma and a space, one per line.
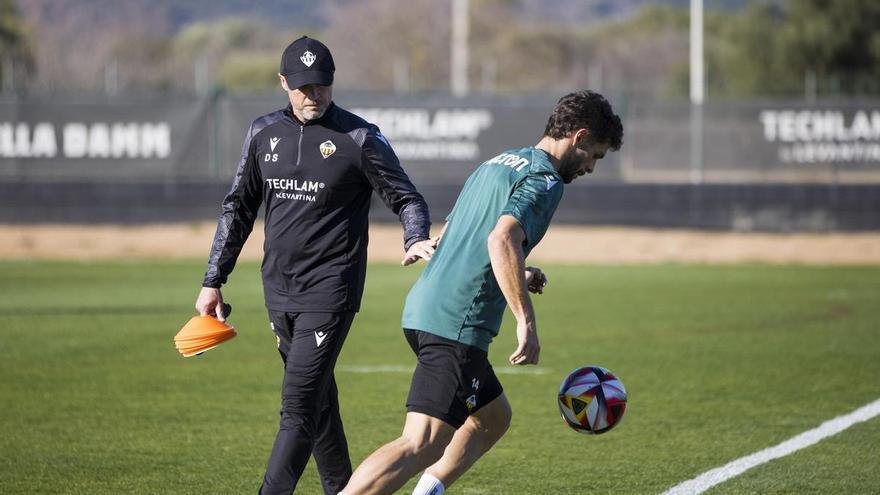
524, 266, 547, 294
401, 238, 438, 266
509, 321, 540, 366
195, 287, 227, 321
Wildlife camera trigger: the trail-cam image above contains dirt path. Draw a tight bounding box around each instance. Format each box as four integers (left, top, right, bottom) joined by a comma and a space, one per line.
2, 223, 879, 264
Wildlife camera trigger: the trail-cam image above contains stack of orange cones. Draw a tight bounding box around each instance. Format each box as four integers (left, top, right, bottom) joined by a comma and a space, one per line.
174, 315, 236, 357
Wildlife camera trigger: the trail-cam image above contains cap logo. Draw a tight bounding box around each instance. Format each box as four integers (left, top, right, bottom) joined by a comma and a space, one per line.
319, 140, 337, 158
300, 50, 316, 67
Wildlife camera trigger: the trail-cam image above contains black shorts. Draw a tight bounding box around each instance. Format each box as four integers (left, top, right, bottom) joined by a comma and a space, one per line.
404, 329, 503, 429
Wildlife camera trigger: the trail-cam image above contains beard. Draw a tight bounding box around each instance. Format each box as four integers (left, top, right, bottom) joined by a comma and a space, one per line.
557, 148, 582, 184
300, 104, 328, 121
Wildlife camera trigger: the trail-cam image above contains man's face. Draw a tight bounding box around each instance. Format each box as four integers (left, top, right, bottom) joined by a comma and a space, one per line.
280, 76, 332, 122
558, 137, 611, 184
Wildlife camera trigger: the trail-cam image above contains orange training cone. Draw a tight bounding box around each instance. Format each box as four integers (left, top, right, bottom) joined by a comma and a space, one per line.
174, 315, 236, 357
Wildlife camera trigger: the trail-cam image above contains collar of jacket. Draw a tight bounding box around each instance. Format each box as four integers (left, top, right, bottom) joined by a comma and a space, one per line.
285, 102, 336, 126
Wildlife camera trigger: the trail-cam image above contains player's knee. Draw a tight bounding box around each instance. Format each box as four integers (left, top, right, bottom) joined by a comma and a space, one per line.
278, 403, 319, 431
402, 429, 453, 462
499, 405, 512, 434
491, 401, 512, 437
475, 397, 512, 439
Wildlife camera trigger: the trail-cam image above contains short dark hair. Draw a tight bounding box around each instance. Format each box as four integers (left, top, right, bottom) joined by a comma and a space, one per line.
543, 91, 623, 150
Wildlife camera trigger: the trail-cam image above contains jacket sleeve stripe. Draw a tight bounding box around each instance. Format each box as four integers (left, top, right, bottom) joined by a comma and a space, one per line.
354, 126, 431, 250
202, 122, 265, 287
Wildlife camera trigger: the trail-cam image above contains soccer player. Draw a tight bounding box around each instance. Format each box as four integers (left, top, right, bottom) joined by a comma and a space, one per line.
194, 36, 434, 494
339, 90, 623, 495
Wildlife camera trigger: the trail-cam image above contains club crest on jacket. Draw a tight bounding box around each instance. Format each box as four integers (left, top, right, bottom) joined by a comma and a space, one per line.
320, 140, 336, 158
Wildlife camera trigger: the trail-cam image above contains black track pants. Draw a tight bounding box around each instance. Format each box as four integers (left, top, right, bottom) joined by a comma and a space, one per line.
259, 311, 355, 495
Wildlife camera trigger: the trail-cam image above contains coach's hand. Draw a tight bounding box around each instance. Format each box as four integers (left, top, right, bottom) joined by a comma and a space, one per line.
196, 287, 227, 321
524, 266, 547, 294
401, 238, 438, 266
509, 321, 540, 365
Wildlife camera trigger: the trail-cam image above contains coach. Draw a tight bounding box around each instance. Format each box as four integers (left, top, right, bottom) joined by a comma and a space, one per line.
194, 36, 434, 494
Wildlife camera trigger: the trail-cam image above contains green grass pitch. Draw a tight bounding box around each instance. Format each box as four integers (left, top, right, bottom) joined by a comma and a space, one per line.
1, 260, 879, 494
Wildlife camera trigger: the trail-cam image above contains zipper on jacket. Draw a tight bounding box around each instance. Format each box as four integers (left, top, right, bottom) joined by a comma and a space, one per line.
296, 125, 304, 166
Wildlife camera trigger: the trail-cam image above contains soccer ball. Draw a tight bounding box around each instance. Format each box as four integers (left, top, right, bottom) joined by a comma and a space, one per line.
558, 365, 627, 434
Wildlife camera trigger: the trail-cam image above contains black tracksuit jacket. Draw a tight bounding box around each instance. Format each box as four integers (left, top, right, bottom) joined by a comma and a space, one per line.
202, 102, 430, 312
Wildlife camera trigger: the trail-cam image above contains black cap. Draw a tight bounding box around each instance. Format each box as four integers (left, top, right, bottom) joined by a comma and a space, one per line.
280, 36, 335, 88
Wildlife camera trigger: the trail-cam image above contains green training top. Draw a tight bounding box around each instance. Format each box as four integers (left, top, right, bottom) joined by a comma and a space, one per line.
401, 146, 564, 351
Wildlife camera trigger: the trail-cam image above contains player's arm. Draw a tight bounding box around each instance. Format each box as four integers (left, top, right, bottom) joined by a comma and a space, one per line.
197, 125, 263, 321
488, 214, 540, 366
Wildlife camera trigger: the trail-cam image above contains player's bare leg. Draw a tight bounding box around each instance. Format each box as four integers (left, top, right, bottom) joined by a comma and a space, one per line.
419, 393, 512, 491
340, 412, 455, 495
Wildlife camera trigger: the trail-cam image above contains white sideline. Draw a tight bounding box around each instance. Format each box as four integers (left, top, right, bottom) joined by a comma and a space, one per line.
663, 397, 880, 495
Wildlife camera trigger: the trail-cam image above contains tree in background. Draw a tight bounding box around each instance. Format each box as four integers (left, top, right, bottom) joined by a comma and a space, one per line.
8, 0, 880, 98
705, 0, 880, 98
0, 0, 33, 92
469, 0, 590, 94
323, 0, 449, 93
778, 0, 880, 96
16, 0, 171, 94
702, 2, 792, 97
322, 0, 607, 95
171, 17, 286, 93
587, 5, 689, 99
